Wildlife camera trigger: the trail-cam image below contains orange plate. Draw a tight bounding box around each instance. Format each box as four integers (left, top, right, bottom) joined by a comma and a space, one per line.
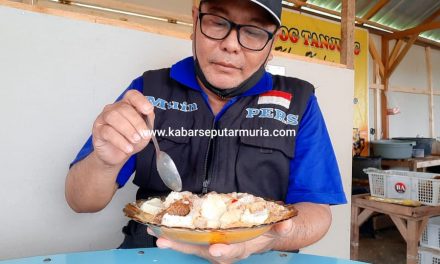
147, 223, 273, 245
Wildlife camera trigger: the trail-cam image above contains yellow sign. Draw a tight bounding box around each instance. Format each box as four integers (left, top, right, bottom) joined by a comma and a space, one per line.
275, 10, 369, 156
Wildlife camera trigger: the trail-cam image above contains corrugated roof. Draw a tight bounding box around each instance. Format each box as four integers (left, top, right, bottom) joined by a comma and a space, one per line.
305, 0, 440, 43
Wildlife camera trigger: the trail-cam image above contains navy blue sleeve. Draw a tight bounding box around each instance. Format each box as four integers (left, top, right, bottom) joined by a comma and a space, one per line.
285, 95, 347, 205
69, 76, 144, 188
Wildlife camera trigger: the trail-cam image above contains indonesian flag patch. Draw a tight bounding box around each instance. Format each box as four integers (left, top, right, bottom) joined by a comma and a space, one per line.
257, 90, 293, 109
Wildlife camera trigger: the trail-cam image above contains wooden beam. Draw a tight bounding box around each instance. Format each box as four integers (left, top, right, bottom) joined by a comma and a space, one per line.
417, 218, 429, 241
388, 39, 404, 67
341, 0, 355, 69
371, 85, 440, 96
3, 0, 193, 39
381, 36, 389, 139
389, 216, 407, 240
370, 84, 384, 90
426, 47, 435, 138
68, 0, 193, 24
387, 35, 418, 77
369, 37, 385, 79
390, 85, 430, 95
387, 21, 440, 40
357, 209, 375, 226
361, 0, 389, 21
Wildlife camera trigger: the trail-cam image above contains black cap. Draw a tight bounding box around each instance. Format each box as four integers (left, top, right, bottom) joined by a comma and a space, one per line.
200, 0, 282, 26
249, 0, 282, 26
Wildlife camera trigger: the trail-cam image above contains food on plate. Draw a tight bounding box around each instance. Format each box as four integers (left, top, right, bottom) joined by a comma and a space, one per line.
124, 191, 297, 229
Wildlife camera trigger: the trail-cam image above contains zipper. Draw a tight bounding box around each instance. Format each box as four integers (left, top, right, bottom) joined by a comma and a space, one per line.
202, 119, 216, 194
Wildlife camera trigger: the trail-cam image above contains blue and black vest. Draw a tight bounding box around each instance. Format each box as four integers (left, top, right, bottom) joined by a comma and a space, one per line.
134, 68, 314, 202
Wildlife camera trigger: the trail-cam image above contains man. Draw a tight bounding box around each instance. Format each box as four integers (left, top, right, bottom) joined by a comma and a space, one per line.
66, 0, 346, 262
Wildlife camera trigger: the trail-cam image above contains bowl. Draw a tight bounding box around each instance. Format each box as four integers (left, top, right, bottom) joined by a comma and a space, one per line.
123, 198, 297, 245
147, 222, 274, 245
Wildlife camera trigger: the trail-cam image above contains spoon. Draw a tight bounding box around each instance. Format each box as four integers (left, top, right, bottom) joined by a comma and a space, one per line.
145, 116, 182, 191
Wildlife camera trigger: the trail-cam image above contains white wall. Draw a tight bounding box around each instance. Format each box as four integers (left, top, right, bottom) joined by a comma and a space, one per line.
0, 4, 353, 261
0, 5, 192, 260
269, 57, 353, 258
368, 34, 440, 140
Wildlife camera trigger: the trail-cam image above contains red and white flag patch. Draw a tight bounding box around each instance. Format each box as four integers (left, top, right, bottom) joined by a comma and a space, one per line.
257, 90, 293, 109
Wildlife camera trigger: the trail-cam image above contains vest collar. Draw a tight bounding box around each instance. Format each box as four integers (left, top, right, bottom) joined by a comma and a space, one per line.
170, 56, 273, 97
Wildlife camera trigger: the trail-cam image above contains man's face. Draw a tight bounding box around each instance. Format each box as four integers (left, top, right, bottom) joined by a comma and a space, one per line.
193, 0, 277, 89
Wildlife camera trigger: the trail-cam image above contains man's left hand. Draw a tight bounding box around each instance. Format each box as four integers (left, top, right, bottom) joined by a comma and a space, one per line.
147, 219, 293, 264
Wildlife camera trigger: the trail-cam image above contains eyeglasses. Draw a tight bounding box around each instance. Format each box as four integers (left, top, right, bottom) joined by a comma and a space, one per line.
198, 12, 277, 51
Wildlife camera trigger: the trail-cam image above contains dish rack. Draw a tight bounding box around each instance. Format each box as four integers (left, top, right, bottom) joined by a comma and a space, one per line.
363, 168, 440, 206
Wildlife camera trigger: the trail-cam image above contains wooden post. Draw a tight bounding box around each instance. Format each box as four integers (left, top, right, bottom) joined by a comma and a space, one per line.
350, 204, 360, 260
425, 47, 435, 138
387, 35, 418, 77
381, 36, 389, 139
369, 37, 385, 79
341, 0, 355, 69
373, 62, 381, 140
389, 39, 404, 68
407, 220, 419, 264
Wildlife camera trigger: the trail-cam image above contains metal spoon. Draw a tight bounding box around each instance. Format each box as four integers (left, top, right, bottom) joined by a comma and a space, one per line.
145, 116, 182, 191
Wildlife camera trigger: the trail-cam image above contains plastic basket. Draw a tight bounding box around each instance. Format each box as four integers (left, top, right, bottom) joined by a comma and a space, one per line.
418, 247, 440, 264
364, 168, 440, 206
421, 216, 440, 249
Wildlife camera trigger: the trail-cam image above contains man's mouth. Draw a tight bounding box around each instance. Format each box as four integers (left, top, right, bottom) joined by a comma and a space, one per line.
212, 61, 241, 70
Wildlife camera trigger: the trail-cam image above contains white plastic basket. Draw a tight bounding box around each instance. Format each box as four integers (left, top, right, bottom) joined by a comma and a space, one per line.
364, 168, 440, 206
418, 247, 440, 264
421, 216, 440, 249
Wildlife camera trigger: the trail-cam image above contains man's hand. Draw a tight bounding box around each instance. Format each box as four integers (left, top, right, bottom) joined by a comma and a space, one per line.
148, 203, 332, 263
92, 90, 155, 167
66, 90, 155, 212
148, 220, 294, 264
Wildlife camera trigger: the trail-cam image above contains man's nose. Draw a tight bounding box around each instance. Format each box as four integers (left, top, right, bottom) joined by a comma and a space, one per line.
219, 28, 241, 53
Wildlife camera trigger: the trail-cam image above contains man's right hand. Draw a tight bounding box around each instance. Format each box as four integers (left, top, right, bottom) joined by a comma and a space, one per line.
92, 90, 155, 166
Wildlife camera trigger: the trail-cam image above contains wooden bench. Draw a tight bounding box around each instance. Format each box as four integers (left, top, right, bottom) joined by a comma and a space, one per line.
351, 193, 440, 264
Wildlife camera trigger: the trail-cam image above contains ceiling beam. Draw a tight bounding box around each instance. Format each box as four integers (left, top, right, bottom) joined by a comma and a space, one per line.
360, 0, 389, 22
386, 21, 440, 40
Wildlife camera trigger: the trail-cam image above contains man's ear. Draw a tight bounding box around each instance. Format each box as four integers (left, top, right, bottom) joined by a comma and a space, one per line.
268, 28, 281, 62
192, 5, 198, 25
191, 5, 199, 40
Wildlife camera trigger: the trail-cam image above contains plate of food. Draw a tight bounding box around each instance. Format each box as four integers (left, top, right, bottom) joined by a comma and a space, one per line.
123, 191, 297, 245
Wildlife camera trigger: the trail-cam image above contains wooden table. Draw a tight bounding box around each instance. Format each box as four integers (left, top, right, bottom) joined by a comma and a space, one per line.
351, 194, 440, 264
381, 155, 440, 172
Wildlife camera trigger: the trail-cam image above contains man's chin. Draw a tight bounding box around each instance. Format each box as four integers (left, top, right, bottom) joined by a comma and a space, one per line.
206, 76, 242, 89
208, 81, 240, 89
